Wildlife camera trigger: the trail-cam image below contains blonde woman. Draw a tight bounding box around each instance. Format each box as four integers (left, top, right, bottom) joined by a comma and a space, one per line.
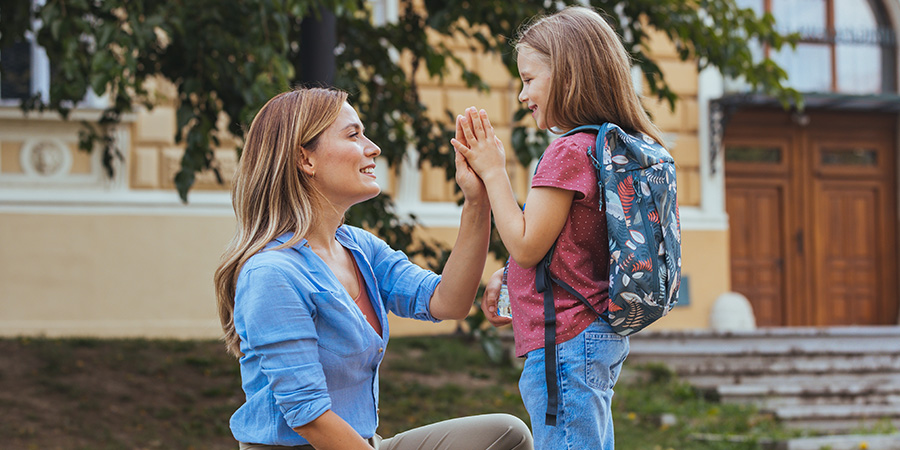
214, 87, 532, 450
452, 6, 667, 449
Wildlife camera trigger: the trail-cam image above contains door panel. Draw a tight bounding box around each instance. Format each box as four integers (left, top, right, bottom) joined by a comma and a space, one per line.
724, 109, 898, 327
813, 181, 882, 324
726, 182, 788, 326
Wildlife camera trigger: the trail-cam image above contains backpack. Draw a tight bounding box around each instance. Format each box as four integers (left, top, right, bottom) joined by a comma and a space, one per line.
534, 123, 682, 425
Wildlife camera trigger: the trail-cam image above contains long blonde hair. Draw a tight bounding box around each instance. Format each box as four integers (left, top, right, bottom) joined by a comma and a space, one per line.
515, 6, 664, 145
214, 87, 348, 357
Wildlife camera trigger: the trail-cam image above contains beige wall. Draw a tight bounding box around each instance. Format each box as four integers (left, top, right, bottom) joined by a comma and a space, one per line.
0, 212, 233, 338
0, 212, 463, 338
657, 229, 730, 330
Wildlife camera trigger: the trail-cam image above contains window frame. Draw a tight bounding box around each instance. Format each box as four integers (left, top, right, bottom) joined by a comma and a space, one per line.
757, 0, 897, 94
0, 1, 107, 109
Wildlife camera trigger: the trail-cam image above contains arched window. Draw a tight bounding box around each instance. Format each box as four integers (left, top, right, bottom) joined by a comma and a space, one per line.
737, 0, 896, 94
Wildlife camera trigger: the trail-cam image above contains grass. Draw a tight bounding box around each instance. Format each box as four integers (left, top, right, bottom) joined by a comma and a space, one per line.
0, 334, 803, 449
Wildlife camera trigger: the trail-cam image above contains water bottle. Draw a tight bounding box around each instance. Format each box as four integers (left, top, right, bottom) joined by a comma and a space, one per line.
496, 265, 512, 319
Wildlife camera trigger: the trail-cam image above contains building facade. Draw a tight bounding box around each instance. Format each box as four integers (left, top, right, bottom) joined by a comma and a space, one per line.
1, 0, 897, 339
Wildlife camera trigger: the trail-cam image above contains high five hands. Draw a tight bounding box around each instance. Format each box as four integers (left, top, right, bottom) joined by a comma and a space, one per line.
451, 107, 507, 184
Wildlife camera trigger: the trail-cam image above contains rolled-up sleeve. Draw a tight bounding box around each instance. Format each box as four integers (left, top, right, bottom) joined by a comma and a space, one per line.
356, 229, 441, 321
235, 266, 331, 428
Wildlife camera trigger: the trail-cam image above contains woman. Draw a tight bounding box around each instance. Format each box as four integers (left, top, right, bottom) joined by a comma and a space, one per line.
214, 87, 533, 450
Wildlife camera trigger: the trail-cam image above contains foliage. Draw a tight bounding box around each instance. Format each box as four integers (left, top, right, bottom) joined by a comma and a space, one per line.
0, 0, 798, 263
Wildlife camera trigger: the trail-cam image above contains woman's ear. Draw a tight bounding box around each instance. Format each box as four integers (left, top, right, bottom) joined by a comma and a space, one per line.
298, 147, 316, 177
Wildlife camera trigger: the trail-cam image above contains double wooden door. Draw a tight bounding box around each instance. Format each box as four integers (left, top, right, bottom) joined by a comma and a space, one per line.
724, 109, 898, 326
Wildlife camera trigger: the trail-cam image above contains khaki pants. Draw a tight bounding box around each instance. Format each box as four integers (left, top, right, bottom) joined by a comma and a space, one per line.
239, 413, 533, 450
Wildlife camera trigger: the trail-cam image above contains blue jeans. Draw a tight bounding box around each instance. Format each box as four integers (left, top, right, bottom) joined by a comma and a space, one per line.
519, 318, 629, 450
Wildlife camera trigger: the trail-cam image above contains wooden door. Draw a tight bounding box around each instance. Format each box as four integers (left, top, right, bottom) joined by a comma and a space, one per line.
724, 109, 898, 326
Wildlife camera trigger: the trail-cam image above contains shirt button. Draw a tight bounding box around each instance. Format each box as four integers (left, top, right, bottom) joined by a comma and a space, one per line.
377, 347, 384, 353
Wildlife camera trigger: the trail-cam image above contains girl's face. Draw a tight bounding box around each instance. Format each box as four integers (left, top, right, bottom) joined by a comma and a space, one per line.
304, 102, 382, 209
517, 46, 554, 130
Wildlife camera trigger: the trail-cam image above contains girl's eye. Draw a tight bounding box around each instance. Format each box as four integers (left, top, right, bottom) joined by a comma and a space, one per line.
349, 132, 359, 138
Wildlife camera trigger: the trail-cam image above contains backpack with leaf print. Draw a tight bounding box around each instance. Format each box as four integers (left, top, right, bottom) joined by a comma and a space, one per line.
541, 123, 681, 335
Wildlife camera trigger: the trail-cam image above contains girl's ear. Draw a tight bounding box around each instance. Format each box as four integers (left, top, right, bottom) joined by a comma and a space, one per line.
298, 147, 316, 177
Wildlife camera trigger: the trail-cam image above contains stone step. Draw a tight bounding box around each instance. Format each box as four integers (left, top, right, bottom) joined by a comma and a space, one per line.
626, 353, 900, 375
629, 327, 900, 357
769, 433, 900, 450
718, 383, 900, 407
626, 327, 900, 434
680, 371, 900, 390
772, 404, 900, 432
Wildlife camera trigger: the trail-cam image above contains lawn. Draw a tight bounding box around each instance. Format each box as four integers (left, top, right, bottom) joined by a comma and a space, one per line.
0, 335, 790, 449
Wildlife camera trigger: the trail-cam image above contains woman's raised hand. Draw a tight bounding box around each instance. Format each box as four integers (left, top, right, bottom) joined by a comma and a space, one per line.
454, 145, 488, 205
453, 107, 488, 204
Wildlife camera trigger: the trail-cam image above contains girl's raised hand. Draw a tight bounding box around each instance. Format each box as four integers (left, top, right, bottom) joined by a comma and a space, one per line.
450, 107, 506, 182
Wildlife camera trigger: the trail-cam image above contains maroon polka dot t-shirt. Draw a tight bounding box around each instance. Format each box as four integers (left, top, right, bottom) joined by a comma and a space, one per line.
508, 131, 610, 357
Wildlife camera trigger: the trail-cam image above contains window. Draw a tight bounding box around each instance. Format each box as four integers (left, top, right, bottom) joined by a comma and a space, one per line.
0, 39, 33, 101
0, 3, 106, 108
735, 0, 896, 94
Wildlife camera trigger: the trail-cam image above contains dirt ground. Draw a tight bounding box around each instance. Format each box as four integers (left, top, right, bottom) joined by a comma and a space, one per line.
0, 337, 247, 450
0, 336, 522, 450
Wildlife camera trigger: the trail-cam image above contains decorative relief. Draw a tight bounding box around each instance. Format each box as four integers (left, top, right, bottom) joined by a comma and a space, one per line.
20, 139, 72, 177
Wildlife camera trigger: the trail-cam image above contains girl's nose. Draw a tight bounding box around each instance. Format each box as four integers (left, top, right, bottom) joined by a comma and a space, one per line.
518, 87, 527, 103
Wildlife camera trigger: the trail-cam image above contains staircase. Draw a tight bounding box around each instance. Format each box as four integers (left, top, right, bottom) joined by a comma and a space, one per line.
626, 326, 900, 436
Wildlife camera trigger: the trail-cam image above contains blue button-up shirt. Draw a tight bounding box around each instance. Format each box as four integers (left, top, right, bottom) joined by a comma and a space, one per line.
230, 225, 442, 446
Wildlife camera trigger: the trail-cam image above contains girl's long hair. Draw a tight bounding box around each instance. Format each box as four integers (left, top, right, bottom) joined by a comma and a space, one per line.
515, 6, 665, 145
214, 87, 347, 358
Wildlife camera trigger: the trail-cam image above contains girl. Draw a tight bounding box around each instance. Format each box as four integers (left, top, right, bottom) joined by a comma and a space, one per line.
214, 87, 533, 450
451, 6, 667, 450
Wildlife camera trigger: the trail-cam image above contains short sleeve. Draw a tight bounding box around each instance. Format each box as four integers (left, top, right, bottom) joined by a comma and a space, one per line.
531, 134, 595, 199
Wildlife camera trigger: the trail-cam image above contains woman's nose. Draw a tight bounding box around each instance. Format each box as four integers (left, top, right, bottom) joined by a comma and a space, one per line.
518, 87, 527, 103
365, 137, 381, 157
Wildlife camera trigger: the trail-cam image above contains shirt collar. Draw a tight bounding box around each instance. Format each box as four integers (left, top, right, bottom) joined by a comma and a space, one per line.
271, 226, 360, 252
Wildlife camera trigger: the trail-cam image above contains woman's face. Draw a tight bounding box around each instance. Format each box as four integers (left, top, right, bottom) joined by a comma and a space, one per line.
517, 46, 554, 130
305, 102, 382, 209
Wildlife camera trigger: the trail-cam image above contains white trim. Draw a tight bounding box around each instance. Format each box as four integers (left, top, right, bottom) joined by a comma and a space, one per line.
31, 34, 51, 103
0, 189, 234, 216
370, 0, 399, 26
0, 319, 223, 339
679, 206, 728, 231
390, 145, 465, 227
395, 201, 464, 228
0, 106, 134, 122
695, 66, 729, 229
